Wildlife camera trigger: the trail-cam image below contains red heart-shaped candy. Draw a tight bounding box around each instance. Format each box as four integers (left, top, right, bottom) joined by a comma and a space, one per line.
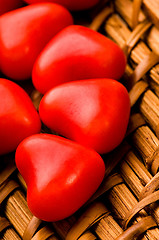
15, 133, 105, 221
39, 79, 130, 154
0, 78, 41, 155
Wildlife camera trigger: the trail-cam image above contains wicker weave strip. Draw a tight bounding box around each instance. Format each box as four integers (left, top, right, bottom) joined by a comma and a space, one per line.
139, 172, 159, 200
122, 19, 151, 57
2, 228, 22, 240
119, 150, 159, 232
88, 173, 124, 204
143, 0, 159, 29
124, 191, 159, 228
89, 4, 114, 31
116, 216, 157, 240
106, 152, 159, 239
151, 154, 159, 176
139, 90, 159, 138
22, 216, 42, 240
0, 217, 10, 233
129, 80, 148, 106
0, 161, 16, 186
126, 113, 146, 136
132, 0, 143, 28
66, 202, 109, 240
131, 126, 159, 169
31, 226, 56, 240
128, 51, 159, 89
0, 180, 19, 204
115, 0, 146, 28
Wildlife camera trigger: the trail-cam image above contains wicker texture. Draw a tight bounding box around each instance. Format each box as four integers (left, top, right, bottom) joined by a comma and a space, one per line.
1, 0, 159, 239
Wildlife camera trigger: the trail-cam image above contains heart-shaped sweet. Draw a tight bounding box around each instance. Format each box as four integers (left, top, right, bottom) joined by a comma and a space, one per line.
0, 78, 41, 155
39, 79, 130, 154
15, 133, 105, 221
0, 2, 73, 80
32, 25, 126, 94
23, 0, 100, 11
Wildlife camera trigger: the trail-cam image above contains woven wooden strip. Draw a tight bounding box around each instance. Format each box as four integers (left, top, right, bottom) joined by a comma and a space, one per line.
22, 216, 42, 240
88, 173, 124, 204
0, 180, 19, 204
0, 214, 22, 240
89, 4, 114, 31
74, 232, 97, 240
0, 216, 10, 233
114, 0, 146, 28
4, 190, 32, 237
139, 89, 159, 138
126, 113, 146, 136
93, 215, 123, 240
116, 216, 157, 240
103, 140, 130, 177
52, 216, 77, 240
132, 0, 143, 28
53, 199, 123, 240
119, 151, 152, 197
143, 0, 159, 29
106, 181, 159, 239
124, 191, 159, 228
119, 150, 159, 229
31, 226, 57, 240
0, 159, 16, 187
130, 117, 159, 174
3, 188, 59, 240
105, 0, 159, 92
105, 157, 159, 239
122, 19, 152, 57
139, 172, 159, 200
1, 228, 21, 240
129, 80, 148, 106
128, 51, 159, 89
131, 125, 159, 171
66, 202, 109, 240
151, 154, 159, 176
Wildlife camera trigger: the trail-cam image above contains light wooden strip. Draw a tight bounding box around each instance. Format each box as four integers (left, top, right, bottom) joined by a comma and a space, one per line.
120, 151, 159, 229
93, 215, 123, 240
89, 4, 114, 31
66, 202, 109, 240
2, 228, 21, 240
114, 0, 146, 28
116, 216, 156, 240
129, 80, 148, 106
124, 190, 159, 228
143, 0, 159, 29
139, 172, 159, 200
23, 216, 42, 240
131, 125, 159, 170
139, 89, 159, 138
105, 1, 159, 98
132, 0, 143, 28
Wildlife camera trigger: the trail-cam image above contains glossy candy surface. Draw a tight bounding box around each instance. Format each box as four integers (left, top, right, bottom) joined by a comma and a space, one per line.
32, 25, 127, 94
22, 0, 100, 11
39, 79, 130, 154
0, 3, 73, 80
15, 133, 105, 221
0, 78, 41, 155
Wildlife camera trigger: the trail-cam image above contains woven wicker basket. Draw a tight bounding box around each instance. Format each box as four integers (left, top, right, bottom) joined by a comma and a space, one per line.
1, 0, 159, 239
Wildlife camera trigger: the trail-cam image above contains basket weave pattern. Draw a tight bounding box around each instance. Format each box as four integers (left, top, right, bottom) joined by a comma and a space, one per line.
1, 0, 159, 239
